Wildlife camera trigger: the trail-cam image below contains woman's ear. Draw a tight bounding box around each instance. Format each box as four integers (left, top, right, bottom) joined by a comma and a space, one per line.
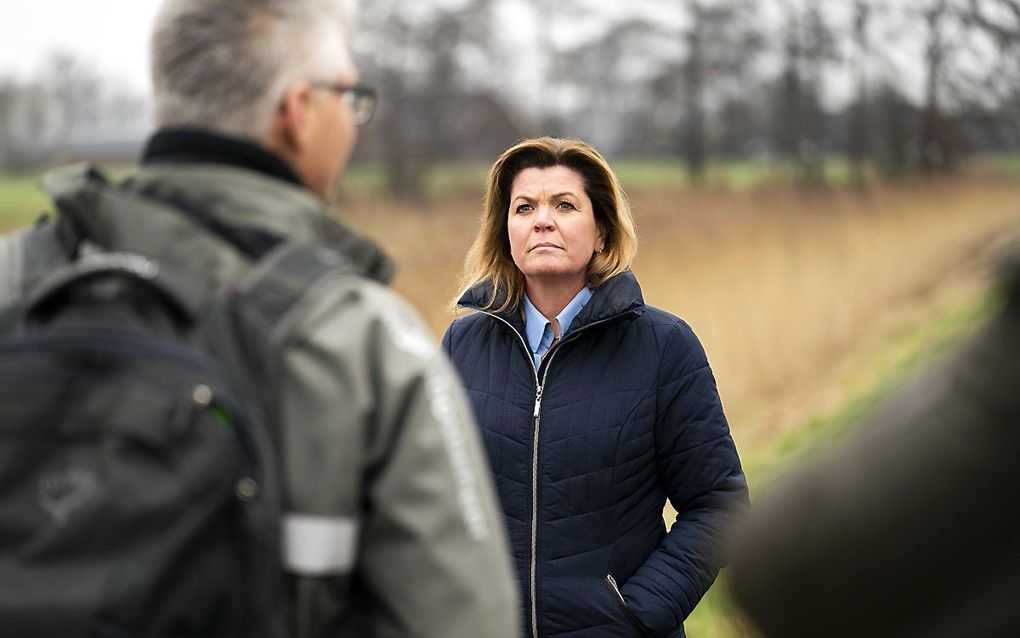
595, 223, 607, 254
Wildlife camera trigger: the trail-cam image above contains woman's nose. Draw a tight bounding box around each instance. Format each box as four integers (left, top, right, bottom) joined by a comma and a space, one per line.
534, 205, 555, 230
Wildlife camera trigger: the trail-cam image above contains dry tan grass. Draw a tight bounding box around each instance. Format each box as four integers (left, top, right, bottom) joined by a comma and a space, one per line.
340, 174, 1020, 450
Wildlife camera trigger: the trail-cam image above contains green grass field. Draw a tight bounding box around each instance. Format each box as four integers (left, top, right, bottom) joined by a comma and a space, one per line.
991, 153, 1020, 176
5, 153, 1019, 215
337, 156, 863, 196
0, 174, 51, 231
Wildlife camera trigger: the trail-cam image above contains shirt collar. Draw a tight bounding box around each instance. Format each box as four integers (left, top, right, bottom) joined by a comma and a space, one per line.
523, 286, 593, 354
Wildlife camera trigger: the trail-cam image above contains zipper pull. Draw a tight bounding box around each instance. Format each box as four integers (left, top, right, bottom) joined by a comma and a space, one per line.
533, 385, 544, 418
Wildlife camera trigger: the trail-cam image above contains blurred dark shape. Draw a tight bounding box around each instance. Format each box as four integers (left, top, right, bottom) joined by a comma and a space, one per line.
728, 243, 1020, 637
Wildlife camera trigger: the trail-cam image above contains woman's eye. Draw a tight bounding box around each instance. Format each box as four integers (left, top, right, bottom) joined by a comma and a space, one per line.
557, 201, 576, 210
515, 204, 533, 214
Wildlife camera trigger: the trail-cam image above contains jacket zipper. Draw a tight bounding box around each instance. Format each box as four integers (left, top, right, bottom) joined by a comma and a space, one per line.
606, 573, 653, 638
476, 310, 632, 638
606, 573, 627, 606
527, 345, 566, 637
478, 312, 542, 637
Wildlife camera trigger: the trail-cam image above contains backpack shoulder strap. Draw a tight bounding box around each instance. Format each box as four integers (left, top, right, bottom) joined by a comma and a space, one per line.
0, 229, 26, 307
0, 163, 110, 308
0, 219, 73, 309
201, 241, 358, 426
236, 241, 357, 341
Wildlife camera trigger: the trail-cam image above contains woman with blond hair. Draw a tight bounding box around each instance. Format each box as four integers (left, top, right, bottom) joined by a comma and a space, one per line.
442, 137, 748, 638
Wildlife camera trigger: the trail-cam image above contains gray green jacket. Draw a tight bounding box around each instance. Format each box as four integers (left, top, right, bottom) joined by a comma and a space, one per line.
0, 161, 520, 638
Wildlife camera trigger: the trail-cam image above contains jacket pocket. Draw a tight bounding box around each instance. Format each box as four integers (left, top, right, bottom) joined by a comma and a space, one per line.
606, 573, 654, 638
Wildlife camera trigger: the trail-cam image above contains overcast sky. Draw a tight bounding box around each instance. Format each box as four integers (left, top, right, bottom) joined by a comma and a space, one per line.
0, 0, 929, 109
0, 1, 163, 93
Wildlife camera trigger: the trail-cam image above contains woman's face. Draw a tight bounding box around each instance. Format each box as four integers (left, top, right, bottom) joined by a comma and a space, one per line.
507, 165, 604, 292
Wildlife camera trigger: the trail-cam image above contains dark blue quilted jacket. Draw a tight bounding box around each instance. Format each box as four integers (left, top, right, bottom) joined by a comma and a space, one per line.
442, 271, 749, 638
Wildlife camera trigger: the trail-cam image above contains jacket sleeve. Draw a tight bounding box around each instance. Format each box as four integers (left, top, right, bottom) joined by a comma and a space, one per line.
621, 322, 749, 636
276, 280, 520, 638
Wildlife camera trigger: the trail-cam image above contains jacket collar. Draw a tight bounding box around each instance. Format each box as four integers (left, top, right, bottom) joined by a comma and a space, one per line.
137, 127, 393, 281
458, 270, 645, 335
142, 127, 303, 188
568, 270, 645, 333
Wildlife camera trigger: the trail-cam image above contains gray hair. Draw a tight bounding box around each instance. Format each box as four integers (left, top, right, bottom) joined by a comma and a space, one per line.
151, 0, 355, 139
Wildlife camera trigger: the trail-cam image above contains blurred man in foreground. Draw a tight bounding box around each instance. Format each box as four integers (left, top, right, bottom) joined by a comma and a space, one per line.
728, 245, 1020, 637
0, 1, 519, 636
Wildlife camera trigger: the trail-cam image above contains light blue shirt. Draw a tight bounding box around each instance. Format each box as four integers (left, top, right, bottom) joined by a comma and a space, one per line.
523, 287, 593, 370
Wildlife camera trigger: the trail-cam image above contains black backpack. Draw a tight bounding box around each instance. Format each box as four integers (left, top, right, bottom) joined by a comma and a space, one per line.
0, 226, 350, 637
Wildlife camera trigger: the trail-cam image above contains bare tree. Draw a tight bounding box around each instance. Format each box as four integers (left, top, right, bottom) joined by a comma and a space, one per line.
847, 0, 875, 184
337, 0, 1020, 194
556, 15, 672, 154
770, 0, 840, 184
44, 52, 102, 160
962, 0, 1020, 127
353, 0, 500, 198
904, 0, 1005, 172
0, 71, 79, 171
677, 0, 762, 182
918, 0, 956, 171
0, 79, 18, 171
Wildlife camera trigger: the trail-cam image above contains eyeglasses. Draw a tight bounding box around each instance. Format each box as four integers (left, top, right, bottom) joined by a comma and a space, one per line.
311, 82, 377, 126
